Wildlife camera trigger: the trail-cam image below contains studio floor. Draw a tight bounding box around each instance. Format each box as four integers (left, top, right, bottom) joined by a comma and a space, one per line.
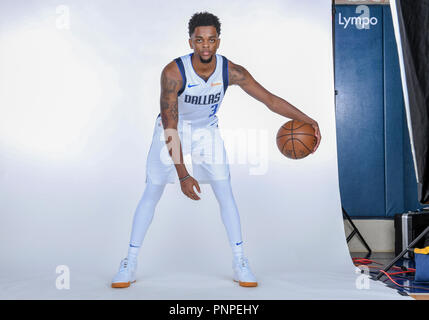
350, 252, 429, 300
0, 253, 418, 300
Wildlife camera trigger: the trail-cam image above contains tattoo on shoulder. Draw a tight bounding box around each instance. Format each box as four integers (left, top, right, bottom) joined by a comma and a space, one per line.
170, 101, 178, 121
229, 64, 247, 85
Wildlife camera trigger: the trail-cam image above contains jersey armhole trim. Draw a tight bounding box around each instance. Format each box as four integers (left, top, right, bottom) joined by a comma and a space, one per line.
174, 57, 186, 97
222, 55, 229, 94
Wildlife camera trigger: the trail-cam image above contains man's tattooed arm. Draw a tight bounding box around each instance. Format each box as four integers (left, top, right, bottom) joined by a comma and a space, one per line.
227, 60, 273, 103
159, 62, 189, 177
227, 60, 320, 151
228, 62, 248, 86
160, 65, 180, 129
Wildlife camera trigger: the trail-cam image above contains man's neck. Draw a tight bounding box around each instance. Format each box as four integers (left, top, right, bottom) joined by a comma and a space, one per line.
191, 54, 216, 73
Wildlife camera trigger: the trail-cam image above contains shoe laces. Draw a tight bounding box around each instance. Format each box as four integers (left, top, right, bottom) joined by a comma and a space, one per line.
236, 257, 250, 270
119, 258, 135, 272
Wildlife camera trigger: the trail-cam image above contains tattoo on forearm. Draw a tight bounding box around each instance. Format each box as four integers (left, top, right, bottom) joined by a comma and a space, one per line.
229, 64, 246, 85
160, 100, 178, 128
170, 102, 178, 121
160, 101, 169, 128
160, 72, 180, 128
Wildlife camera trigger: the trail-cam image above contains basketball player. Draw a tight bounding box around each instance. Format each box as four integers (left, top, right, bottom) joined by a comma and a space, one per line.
112, 12, 321, 288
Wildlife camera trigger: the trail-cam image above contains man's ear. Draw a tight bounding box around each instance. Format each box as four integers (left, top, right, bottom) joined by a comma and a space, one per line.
188, 38, 193, 49
217, 38, 221, 50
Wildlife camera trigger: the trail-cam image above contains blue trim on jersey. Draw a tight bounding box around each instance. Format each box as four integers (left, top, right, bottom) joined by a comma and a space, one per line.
174, 57, 186, 96
222, 55, 229, 94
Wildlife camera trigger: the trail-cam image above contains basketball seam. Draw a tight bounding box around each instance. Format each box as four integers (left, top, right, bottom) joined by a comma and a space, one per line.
282, 138, 301, 157
277, 133, 315, 139
281, 138, 293, 155
281, 122, 307, 131
294, 138, 313, 154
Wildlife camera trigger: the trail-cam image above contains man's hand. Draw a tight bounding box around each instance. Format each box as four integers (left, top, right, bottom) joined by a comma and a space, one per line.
180, 176, 201, 200
310, 121, 321, 154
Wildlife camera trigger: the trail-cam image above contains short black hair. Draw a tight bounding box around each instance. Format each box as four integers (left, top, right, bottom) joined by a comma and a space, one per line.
188, 12, 221, 37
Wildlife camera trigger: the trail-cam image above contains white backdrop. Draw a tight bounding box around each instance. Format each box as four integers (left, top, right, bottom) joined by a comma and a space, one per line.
0, 0, 410, 299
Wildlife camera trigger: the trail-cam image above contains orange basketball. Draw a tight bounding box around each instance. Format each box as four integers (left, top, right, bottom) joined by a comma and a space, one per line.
276, 120, 317, 159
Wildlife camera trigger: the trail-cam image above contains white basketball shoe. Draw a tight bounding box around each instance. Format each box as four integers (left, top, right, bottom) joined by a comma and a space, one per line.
232, 256, 258, 287
111, 258, 137, 288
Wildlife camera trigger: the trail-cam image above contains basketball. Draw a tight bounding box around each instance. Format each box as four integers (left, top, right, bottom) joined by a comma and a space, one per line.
276, 120, 317, 159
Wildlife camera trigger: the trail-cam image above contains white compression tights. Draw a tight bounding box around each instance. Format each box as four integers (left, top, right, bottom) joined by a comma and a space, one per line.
209, 179, 243, 250
128, 179, 244, 258
129, 182, 166, 247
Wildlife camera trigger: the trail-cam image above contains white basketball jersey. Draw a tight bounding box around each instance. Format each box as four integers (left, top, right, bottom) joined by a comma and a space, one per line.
173, 53, 229, 128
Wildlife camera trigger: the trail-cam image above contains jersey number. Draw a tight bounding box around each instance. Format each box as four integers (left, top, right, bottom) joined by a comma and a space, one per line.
209, 104, 219, 117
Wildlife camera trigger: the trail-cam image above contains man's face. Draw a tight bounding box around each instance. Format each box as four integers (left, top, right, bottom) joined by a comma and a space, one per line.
189, 26, 220, 64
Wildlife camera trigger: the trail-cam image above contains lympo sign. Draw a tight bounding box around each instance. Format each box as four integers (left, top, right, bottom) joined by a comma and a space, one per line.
338, 5, 379, 29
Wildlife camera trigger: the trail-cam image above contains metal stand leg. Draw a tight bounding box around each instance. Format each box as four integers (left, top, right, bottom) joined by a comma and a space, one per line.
343, 207, 372, 254
375, 225, 429, 280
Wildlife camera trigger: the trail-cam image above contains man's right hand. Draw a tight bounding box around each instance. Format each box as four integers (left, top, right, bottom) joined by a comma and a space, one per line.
180, 176, 201, 200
